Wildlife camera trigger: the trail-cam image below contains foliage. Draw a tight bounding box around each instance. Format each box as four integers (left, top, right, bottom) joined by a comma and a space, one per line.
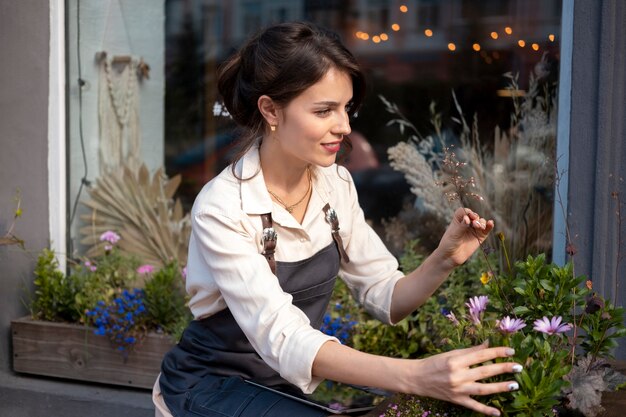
29, 231, 191, 355
365, 242, 626, 417
144, 261, 192, 341
31, 248, 79, 322
0, 190, 24, 248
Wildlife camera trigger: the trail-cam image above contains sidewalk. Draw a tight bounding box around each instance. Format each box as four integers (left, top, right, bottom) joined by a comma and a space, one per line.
0, 372, 153, 417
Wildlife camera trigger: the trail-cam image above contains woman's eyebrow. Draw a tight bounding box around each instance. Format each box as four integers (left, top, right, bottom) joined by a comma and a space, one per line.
312, 99, 352, 106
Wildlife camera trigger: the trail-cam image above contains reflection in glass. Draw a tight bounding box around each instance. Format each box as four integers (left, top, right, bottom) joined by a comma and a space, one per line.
163, 0, 561, 258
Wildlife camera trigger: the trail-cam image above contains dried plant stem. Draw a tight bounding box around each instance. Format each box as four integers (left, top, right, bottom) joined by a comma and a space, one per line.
554, 165, 580, 365
442, 146, 514, 313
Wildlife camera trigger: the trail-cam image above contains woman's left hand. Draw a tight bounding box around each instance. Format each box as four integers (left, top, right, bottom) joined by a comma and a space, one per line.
436, 207, 494, 268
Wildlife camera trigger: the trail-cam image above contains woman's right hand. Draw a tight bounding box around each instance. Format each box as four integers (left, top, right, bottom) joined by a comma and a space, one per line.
407, 343, 522, 416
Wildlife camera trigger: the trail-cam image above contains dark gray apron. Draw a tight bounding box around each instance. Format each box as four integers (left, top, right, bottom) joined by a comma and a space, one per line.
160, 206, 348, 416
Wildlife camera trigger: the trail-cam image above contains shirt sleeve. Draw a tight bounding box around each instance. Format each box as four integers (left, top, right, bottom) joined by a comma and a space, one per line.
186, 208, 338, 394
336, 167, 404, 325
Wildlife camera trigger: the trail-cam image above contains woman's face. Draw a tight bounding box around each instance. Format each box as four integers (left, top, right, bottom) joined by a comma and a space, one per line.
273, 67, 353, 168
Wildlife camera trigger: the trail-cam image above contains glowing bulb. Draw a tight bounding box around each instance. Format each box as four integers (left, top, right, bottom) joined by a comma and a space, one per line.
491, 31, 499, 40
372, 35, 381, 43
518, 40, 526, 47
472, 43, 481, 52
531, 43, 540, 51
448, 42, 456, 51
424, 28, 433, 37
380, 33, 389, 41
549, 34, 555, 42
399, 5, 408, 13
391, 23, 400, 31
362, 33, 370, 40
504, 27, 513, 35
355, 31, 363, 38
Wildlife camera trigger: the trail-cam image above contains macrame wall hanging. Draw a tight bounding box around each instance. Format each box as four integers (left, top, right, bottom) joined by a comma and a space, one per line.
95, 0, 150, 174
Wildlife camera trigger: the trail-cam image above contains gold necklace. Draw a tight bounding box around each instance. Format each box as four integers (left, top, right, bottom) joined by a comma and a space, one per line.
267, 168, 312, 213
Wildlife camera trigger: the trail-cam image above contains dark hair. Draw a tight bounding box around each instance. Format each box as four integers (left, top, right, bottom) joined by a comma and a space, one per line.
217, 21, 366, 173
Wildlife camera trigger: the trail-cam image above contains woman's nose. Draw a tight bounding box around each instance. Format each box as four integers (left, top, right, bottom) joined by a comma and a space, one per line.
333, 110, 351, 136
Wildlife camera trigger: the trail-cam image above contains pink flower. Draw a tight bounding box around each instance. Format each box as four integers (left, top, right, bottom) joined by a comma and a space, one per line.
466, 295, 489, 325
90, 266, 97, 272
181, 266, 187, 280
533, 316, 572, 335
137, 264, 155, 275
99, 230, 120, 244
497, 316, 526, 334
104, 244, 113, 252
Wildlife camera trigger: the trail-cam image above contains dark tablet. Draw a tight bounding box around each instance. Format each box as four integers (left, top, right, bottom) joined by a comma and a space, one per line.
244, 379, 388, 415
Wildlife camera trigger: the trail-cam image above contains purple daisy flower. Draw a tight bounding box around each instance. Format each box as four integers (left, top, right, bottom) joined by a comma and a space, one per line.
497, 316, 526, 334
136, 264, 155, 274
99, 230, 121, 244
533, 316, 572, 335
466, 295, 489, 325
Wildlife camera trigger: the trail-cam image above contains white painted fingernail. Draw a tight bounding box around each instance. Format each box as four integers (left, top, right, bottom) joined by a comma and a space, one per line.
491, 410, 501, 417
508, 382, 519, 391
505, 348, 515, 356
473, 220, 481, 227
512, 364, 523, 373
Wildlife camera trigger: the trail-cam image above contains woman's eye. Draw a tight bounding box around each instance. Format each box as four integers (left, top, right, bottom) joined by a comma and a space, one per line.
316, 109, 331, 116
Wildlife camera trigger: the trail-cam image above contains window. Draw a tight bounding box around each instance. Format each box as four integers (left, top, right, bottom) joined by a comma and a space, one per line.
68, 0, 563, 260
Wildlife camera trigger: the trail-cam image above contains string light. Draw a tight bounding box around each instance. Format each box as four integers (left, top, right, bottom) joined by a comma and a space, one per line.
380, 33, 389, 41
391, 23, 400, 31
472, 43, 481, 51
504, 27, 513, 35
372, 35, 381, 43
518, 40, 526, 47
531, 43, 540, 51
490, 32, 499, 40
361, 32, 370, 40
424, 28, 433, 37
399, 5, 408, 13
548, 34, 555, 41
448, 42, 456, 51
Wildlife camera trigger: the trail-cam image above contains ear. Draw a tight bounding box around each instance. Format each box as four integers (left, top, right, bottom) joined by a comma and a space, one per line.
258, 95, 280, 126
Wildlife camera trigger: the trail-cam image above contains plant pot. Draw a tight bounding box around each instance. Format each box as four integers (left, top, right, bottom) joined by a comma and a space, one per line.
11, 316, 175, 389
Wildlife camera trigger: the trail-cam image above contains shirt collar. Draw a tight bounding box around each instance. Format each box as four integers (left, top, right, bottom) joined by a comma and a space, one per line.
238, 141, 338, 227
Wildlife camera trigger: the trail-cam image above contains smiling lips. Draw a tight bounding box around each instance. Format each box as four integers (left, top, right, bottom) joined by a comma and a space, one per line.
322, 141, 342, 153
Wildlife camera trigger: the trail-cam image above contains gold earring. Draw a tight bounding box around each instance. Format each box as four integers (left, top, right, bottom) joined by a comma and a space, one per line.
270, 125, 276, 132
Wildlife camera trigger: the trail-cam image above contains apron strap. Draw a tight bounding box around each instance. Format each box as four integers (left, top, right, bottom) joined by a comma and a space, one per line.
323, 203, 350, 264
261, 213, 277, 274
260, 203, 350, 276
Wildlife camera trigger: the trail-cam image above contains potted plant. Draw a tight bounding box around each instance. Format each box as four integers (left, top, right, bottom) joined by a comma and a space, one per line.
11, 164, 192, 389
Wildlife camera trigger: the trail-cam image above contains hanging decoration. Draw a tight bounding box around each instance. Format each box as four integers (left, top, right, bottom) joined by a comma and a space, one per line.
96, 51, 145, 173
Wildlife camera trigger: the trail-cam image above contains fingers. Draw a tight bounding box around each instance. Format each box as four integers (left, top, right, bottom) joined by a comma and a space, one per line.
466, 361, 523, 382
458, 208, 494, 231
456, 345, 516, 367
457, 396, 503, 416
455, 379, 520, 416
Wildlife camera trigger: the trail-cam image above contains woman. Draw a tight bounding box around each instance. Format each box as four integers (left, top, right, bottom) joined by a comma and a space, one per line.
155, 21, 520, 417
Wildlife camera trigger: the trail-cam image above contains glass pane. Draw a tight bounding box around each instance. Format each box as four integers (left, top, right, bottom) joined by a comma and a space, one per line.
67, 0, 562, 262
163, 0, 562, 260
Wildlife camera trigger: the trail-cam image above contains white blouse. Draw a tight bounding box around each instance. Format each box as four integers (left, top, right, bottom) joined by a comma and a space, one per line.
185, 143, 404, 393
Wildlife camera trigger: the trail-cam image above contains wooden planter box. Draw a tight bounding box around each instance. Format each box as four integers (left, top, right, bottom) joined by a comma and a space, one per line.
11, 316, 175, 389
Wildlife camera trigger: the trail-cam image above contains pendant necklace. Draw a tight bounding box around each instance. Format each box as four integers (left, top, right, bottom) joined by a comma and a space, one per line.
267, 168, 312, 213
